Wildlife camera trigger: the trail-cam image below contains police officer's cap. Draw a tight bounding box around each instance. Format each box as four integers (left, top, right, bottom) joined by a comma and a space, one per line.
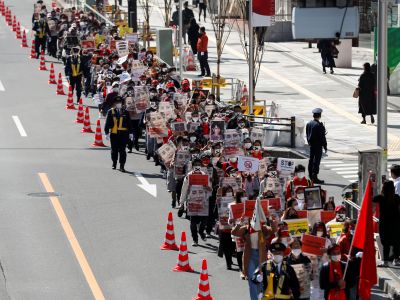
312, 108, 323, 114
269, 242, 286, 252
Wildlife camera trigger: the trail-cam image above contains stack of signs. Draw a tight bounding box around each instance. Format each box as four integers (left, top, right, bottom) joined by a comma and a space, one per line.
147, 112, 168, 138
116, 40, 129, 57
134, 86, 150, 113
187, 186, 209, 216
157, 141, 176, 165
224, 129, 241, 148
250, 127, 264, 143
174, 150, 191, 179
217, 195, 234, 230
238, 156, 260, 173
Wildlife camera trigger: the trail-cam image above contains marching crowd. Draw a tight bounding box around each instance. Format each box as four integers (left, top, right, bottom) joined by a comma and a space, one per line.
30, 1, 400, 299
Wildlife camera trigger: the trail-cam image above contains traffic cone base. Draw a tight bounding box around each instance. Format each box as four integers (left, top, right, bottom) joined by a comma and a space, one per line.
48, 63, 56, 84
81, 106, 93, 133
66, 86, 76, 109
192, 259, 214, 300
75, 99, 84, 123
21, 30, 28, 47
39, 50, 47, 71
30, 40, 36, 59
173, 231, 194, 272
160, 212, 179, 251
56, 72, 65, 95
92, 119, 107, 147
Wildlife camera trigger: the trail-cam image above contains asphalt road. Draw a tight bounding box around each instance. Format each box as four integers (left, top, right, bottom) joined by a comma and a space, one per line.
0, 1, 393, 299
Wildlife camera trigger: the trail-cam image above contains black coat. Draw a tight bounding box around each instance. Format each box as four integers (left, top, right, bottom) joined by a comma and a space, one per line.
373, 194, 400, 246
188, 23, 199, 46
104, 108, 133, 135
319, 261, 356, 300
358, 71, 377, 115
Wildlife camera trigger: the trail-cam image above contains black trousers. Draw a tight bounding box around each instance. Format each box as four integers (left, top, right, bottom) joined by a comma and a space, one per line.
110, 133, 129, 167
35, 36, 46, 58
198, 52, 210, 76
219, 231, 234, 267
176, 179, 184, 204
190, 216, 207, 243
383, 243, 400, 261
127, 119, 141, 150
308, 145, 322, 177
70, 75, 83, 102
48, 36, 58, 57
199, 3, 207, 20
206, 195, 216, 234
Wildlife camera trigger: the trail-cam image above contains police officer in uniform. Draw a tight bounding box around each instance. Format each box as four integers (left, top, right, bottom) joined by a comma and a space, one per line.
65, 46, 87, 103
306, 108, 327, 184
253, 242, 301, 300
32, 12, 50, 58
104, 97, 133, 172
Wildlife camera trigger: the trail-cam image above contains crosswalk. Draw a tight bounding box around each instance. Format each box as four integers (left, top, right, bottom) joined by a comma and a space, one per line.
321, 160, 359, 183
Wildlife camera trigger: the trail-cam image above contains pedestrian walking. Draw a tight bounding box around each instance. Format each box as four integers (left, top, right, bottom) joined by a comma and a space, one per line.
182, 1, 194, 44
65, 46, 87, 103
197, 27, 211, 77
198, 0, 207, 22
32, 12, 50, 58
356, 62, 376, 124
104, 97, 133, 172
373, 180, 400, 267
187, 18, 199, 55
318, 40, 336, 74
306, 108, 327, 184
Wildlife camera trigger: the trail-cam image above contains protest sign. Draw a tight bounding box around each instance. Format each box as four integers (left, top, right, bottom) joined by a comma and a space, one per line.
187, 122, 200, 133
189, 174, 209, 186
125, 33, 139, 44
266, 198, 281, 211
285, 218, 309, 237
224, 129, 241, 147
116, 40, 129, 57
81, 40, 95, 49
277, 158, 295, 174
220, 177, 243, 192
244, 200, 269, 217
320, 211, 336, 224
304, 186, 322, 210
210, 120, 225, 141
172, 122, 186, 133
217, 196, 234, 229
229, 203, 245, 219
125, 97, 136, 112
258, 158, 270, 178
327, 222, 344, 238
205, 105, 216, 116
238, 156, 260, 173
156, 142, 176, 165
297, 210, 308, 218
301, 234, 326, 256
291, 264, 311, 298
174, 150, 190, 179
250, 127, 264, 142
187, 186, 209, 216
134, 86, 150, 113
158, 101, 176, 121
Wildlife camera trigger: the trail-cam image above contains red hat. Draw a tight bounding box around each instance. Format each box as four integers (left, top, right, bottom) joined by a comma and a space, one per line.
335, 205, 346, 213
166, 81, 174, 88
151, 79, 159, 85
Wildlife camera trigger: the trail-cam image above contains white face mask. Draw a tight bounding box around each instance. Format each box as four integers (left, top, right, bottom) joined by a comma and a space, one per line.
230, 157, 237, 163
113, 88, 119, 93
272, 255, 283, 264
192, 117, 199, 122
115, 103, 122, 109
214, 149, 221, 156
244, 143, 252, 149
226, 192, 233, 197
297, 200, 304, 209
316, 231, 324, 237
297, 193, 304, 201
297, 172, 305, 179
331, 255, 341, 262
336, 214, 346, 222
190, 136, 197, 142
202, 117, 209, 123
292, 249, 302, 257
193, 166, 201, 172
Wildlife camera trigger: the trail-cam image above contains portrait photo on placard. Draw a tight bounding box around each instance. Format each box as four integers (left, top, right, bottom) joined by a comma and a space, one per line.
210, 120, 225, 141
304, 186, 322, 210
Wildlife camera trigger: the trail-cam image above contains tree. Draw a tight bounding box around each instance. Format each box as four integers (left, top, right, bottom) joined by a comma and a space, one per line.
207, 0, 234, 97
138, 0, 153, 47
234, 0, 267, 101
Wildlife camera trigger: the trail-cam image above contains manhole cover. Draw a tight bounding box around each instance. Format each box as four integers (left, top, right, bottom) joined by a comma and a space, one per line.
27, 192, 61, 197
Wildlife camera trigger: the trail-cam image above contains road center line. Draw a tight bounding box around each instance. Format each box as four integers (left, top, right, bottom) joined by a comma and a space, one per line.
38, 173, 105, 300
0, 80, 5, 91
12, 116, 27, 137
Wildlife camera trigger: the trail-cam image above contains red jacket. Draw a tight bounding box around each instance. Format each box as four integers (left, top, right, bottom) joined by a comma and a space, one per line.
197, 33, 208, 53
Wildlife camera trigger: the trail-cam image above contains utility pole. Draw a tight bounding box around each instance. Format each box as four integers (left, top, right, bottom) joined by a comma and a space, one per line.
128, 0, 138, 32
248, 0, 254, 115
179, 0, 183, 78
377, 0, 388, 175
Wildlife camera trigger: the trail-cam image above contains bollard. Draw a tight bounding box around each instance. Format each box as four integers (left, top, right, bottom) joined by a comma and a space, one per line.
290, 116, 296, 148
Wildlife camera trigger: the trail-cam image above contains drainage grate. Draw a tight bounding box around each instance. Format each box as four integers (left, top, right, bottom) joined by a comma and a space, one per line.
27, 192, 61, 197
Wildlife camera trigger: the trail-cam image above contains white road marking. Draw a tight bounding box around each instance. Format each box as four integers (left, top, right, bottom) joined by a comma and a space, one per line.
12, 116, 27, 137
337, 170, 359, 175
331, 166, 358, 171
134, 172, 157, 197
0, 80, 4, 91
323, 163, 358, 167
321, 160, 345, 164
343, 174, 359, 179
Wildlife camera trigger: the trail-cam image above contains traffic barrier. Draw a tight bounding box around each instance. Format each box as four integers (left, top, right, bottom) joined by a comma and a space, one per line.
81, 106, 93, 133
160, 212, 179, 251
241, 105, 266, 116
16, 21, 21, 39
21, 30, 28, 47
192, 259, 214, 300
30, 40, 36, 58
65, 86, 76, 109
48, 63, 56, 84
56, 72, 65, 95
39, 50, 47, 70
75, 99, 84, 123
92, 119, 107, 147
172, 231, 194, 272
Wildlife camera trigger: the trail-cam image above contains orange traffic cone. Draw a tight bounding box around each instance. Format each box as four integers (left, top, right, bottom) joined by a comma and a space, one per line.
6, 10, 12, 26
48, 63, 56, 84
240, 84, 249, 106
30, 40, 36, 59
186, 51, 196, 71
160, 212, 179, 250
65, 86, 76, 109
39, 50, 47, 70
75, 99, 84, 123
173, 231, 194, 272
193, 259, 214, 300
21, 30, 28, 47
16, 22, 21, 39
92, 119, 107, 147
81, 106, 93, 133
0, 2, 5, 17
56, 72, 65, 95
12, 15, 16, 31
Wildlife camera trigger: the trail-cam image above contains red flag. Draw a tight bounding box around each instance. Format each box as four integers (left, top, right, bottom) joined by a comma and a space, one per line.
352, 177, 377, 300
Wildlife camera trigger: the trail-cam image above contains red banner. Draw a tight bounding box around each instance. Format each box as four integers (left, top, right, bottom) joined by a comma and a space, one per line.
264, 198, 281, 211
301, 234, 326, 256
189, 174, 209, 186
253, 0, 275, 16
244, 200, 269, 217
230, 203, 245, 219
321, 211, 336, 224
297, 210, 308, 218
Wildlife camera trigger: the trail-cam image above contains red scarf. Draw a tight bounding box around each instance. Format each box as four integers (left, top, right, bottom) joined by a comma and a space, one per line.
328, 262, 346, 300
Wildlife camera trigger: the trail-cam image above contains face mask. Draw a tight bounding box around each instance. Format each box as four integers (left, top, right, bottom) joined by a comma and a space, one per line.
336, 214, 346, 222
181, 146, 189, 151
297, 200, 304, 209
297, 172, 305, 179
226, 192, 233, 197
192, 117, 199, 122
297, 193, 304, 201
214, 149, 221, 155
202, 117, 209, 123
244, 143, 252, 149
292, 249, 302, 257
190, 136, 196, 142
316, 231, 324, 237
193, 166, 201, 172
272, 255, 283, 264
350, 230, 355, 235
115, 103, 122, 109
230, 157, 237, 163
238, 122, 245, 128
331, 255, 341, 262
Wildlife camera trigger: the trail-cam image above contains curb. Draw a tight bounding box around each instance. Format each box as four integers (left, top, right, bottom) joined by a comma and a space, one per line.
378, 267, 400, 299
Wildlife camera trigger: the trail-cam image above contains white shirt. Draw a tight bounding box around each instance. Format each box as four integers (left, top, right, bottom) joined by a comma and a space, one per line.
250, 232, 259, 249
394, 177, 400, 196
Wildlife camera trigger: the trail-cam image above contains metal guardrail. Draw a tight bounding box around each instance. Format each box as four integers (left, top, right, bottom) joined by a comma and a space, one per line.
243, 115, 296, 148
82, 3, 116, 26
344, 198, 379, 222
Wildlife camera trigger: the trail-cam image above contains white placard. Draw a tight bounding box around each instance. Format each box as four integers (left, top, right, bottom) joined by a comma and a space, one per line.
237, 156, 260, 173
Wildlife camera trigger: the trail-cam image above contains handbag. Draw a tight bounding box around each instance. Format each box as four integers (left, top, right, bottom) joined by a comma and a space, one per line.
352, 87, 359, 98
